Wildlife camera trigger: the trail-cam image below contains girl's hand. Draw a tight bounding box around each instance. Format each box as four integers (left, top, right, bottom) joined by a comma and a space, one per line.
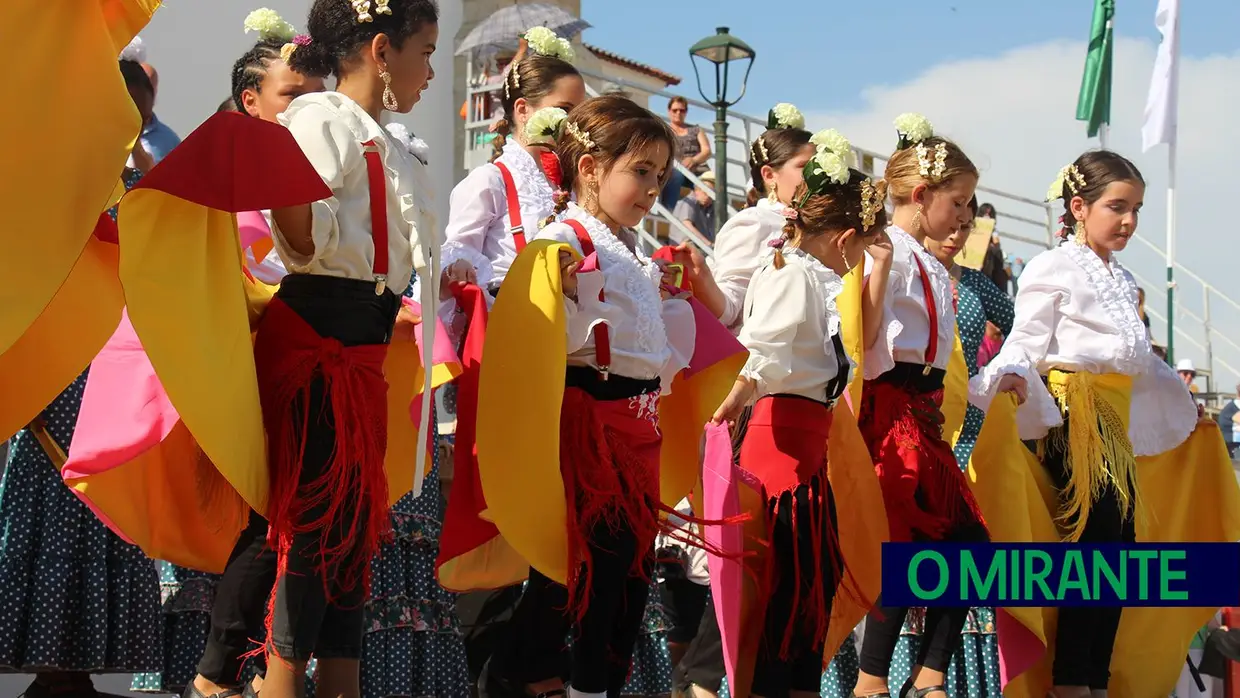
672, 242, 710, 282
867, 229, 894, 263
711, 378, 754, 425
996, 374, 1028, 405
444, 259, 477, 286
131, 140, 155, 174
560, 250, 580, 301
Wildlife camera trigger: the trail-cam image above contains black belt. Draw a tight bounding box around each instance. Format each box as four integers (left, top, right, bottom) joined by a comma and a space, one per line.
875, 361, 947, 392
566, 365, 659, 401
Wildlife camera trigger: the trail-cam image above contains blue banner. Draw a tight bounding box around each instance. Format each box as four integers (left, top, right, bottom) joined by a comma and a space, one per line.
881, 543, 1240, 607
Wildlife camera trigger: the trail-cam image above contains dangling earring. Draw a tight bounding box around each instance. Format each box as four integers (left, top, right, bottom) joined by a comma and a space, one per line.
380, 69, 399, 112
767, 183, 779, 204
1073, 220, 1087, 245
911, 204, 923, 235
584, 182, 599, 216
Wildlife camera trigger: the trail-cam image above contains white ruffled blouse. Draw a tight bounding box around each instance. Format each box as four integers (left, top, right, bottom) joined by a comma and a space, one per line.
273, 92, 437, 298
441, 141, 556, 289
705, 198, 789, 332
862, 224, 957, 380
537, 204, 696, 392
738, 247, 849, 402
969, 242, 1197, 456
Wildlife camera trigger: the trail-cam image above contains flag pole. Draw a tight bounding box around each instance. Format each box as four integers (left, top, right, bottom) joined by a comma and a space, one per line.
1165, 139, 1177, 363
1099, 123, 1109, 149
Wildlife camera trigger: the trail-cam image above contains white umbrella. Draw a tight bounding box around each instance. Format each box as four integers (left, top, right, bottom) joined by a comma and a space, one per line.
455, 2, 590, 57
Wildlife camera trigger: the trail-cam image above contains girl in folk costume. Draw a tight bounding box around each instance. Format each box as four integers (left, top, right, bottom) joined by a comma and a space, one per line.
440, 27, 584, 296
711, 129, 887, 698
886, 197, 1009, 696
967, 152, 1240, 697
0, 51, 163, 698
472, 94, 711, 698
853, 113, 988, 698
240, 1, 440, 696
687, 103, 813, 333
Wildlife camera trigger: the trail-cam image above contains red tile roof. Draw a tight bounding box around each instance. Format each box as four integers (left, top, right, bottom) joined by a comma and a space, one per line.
582, 42, 682, 86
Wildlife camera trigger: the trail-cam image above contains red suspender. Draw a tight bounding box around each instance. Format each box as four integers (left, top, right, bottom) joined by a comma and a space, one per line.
361, 140, 390, 295
910, 253, 940, 374
494, 162, 527, 252
564, 219, 611, 380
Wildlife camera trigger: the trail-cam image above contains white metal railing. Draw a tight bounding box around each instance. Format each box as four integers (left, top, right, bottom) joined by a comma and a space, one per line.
459, 59, 1239, 384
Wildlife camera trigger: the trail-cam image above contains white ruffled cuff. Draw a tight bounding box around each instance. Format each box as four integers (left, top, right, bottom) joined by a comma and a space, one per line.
1129, 359, 1198, 456
969, 349, 1061, 440
564, 270, 620, 354
440, 240, 496, 290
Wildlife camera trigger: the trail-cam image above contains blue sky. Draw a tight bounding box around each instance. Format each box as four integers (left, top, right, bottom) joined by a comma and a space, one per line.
581, 0, 1240, 117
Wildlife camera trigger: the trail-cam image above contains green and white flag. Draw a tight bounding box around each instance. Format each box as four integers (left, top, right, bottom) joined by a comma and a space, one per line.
1076, 0, 1115, 138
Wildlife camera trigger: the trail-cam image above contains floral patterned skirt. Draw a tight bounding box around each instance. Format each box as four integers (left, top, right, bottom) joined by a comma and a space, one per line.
0, 373, 162, 674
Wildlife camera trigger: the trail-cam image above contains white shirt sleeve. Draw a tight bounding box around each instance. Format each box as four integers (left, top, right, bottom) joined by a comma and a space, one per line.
442, 165, 505, 289
274, 103, 363, 271
969, 254, 1065, 438
737, 265, 809, 394
709, 212, 774, 329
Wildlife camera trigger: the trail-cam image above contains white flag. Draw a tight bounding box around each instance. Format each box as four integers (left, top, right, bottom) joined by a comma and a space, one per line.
1142, 0, 1180, 152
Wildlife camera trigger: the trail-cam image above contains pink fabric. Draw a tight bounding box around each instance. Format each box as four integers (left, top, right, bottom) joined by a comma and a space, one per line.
977, 334, 1002, 367
683, 297, 745, 378
702, 421, 756, 691
996, 609, 1046, 687
237, 210, 271, 252
62, 310, 177, 541
405, 296, 461, 427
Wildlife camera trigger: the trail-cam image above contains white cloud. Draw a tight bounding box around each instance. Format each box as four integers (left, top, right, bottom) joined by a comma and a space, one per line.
804, 37, 1240, 386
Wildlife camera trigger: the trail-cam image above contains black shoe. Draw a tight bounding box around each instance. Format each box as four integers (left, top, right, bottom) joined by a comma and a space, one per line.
242, 682, 259, 698
181, 682, 242, 698
902, 685, 948, 698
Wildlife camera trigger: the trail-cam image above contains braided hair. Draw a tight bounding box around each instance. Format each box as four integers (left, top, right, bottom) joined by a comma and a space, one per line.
287, 0, 439, 80
230, 38, 285, 116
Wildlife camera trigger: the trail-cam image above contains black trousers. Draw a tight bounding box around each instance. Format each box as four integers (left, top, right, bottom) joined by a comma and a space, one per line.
198, 509, 276, 685
858, 521, 989, 677
752, 481, 842, 697
660, 578, 709, 645
674, 594, 726, 694
1044, 416, 1136, 689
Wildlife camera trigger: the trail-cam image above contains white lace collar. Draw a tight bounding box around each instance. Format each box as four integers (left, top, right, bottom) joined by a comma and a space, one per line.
779, 246, 846, 337
564, 203, 666, 352
498, 141, 556, 222
1061, 242, 1151, 373
888, 224, 955, 329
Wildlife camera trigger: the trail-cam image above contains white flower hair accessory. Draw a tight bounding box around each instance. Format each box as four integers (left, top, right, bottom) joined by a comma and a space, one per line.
795, 127, 855, 207
524, 26, 575, 62
120, 36, 146, 63
385, 123, 430, 165
244, 8, 296, 43
525, 107, 569, 146
915, 142, 948, 182
894, 112, 934, 149
809, 129, 857, 168
767, 103, 805, 130
1046, 163, 1087, 202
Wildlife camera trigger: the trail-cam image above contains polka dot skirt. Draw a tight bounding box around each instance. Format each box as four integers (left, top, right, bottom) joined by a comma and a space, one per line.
0, 373, 163, 673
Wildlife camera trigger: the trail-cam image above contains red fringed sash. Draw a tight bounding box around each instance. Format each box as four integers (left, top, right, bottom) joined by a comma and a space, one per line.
251, 297, 391, 655
738, 395, 867, 659
858, 381, 985, 542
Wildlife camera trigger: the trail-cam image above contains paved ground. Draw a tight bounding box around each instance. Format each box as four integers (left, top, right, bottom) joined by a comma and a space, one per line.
0, 674, 142, 696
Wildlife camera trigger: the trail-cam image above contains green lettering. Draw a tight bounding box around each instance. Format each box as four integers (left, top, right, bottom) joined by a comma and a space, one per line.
1092, 549, 1126, 600
909, 551, 949, 600
1009, 548, 1020, 601
1159, 550, 1188, 601
1130, 550, 1158, 600
1024, 550, 1055, 601
1058, 550, 1090, 601
962, 550, 1004, 602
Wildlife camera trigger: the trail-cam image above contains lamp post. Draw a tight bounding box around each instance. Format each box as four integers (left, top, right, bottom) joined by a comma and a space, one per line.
689, 27, 755, 235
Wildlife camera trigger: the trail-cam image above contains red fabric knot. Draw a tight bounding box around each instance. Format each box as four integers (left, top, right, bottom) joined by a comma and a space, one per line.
318, 337, 345, 368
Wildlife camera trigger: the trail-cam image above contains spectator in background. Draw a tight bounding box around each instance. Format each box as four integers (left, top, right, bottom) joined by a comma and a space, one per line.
977, 202, 1009, 292
139, 62, 181, 163
1137, 287, 1152, 338
217, 96, 239, 113
1153, 344, 1168, 362
1218, 384, 1239, 458
1178, 359, 1206, 417
659, 96, 713, 211
672, 171, 716, 242
1006, 254, 1025, 294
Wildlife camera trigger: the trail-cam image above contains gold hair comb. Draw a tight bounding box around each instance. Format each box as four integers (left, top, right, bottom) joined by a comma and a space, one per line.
566, 121, 596, 150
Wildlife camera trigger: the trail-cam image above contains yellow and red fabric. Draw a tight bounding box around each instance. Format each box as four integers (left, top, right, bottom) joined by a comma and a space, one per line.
969, 379, 1240, 697
0, 0, 159, 440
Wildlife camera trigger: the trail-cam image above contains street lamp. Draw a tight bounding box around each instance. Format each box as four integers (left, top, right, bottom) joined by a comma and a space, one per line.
689, 27, 756, 234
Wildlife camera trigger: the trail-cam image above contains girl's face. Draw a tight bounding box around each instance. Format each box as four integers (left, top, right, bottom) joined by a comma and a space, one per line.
762, 143, 815, 206
917, 174, 978, 242
583, 141, 671, 230
514, 74, 587, 142
924, 214, 971, 266
1072, 179, 1144, 255
243, 61, 326, 123
383, 21, 439, 112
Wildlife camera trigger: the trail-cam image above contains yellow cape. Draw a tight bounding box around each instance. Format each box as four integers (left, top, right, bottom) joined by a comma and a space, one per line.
0, 0, 158, 434
474, 239, 745, 586
729, 266, 890, 698
969, 391, 1240, 697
